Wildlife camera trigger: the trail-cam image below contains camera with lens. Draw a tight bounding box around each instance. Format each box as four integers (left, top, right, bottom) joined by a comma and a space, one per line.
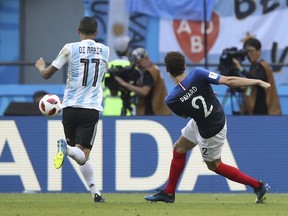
104, 65, 140, 115
104, 65, 140, 91
219, 47, 248, 112
218, 47, 248, 77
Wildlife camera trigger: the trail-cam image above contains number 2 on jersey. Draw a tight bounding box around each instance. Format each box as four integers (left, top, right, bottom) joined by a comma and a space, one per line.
192, 96, 213, 118
80, 58, 100, 86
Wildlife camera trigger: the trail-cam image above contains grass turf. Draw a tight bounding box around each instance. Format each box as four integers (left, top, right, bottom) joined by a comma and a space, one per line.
0, 193, 287, 216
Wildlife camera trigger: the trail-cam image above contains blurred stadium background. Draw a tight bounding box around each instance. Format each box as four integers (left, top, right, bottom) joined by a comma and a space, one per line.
0, 0, 287, 195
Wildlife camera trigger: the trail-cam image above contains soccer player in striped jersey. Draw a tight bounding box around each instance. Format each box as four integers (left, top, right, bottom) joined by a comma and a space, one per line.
35, 17, 109, 203
144, 51, 271, 204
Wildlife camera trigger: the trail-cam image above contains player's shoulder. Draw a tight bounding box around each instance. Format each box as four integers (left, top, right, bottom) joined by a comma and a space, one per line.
190, 67, 220, 80
66, 41, 80, 46
185, 67, 206, 80
96, 42, 110, 58
94, 41, 109, 51
62, 42, 80, 51
192, 67, 210, 75
165, 85, 182, 103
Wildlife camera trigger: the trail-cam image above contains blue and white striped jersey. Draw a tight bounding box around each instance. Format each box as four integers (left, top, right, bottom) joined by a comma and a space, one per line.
52, 39, 109, 111
165, 67, 225, 138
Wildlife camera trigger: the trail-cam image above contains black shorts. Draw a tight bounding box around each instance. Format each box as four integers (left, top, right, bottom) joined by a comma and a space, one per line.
62, 107, 99, 150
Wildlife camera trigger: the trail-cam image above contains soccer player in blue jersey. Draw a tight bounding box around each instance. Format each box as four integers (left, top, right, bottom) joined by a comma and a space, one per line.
144, 51, 271, 204
35, 17, 109, 203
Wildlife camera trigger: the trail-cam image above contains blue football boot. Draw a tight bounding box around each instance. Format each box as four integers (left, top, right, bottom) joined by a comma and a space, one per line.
254, 181, 271, 204
144, 189, 175, 203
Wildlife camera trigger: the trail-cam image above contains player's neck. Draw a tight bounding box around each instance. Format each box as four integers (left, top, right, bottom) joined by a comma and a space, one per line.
173, 74, 186, 84
80, 34, 96, 41
81, 36, 95, 41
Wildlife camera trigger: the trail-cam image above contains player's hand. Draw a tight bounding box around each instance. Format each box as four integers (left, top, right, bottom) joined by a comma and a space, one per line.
259, 81, 271, 90
35, 57, 46, 70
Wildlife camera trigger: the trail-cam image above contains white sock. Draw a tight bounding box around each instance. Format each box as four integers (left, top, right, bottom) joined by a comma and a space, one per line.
79, 160, 101, 197
66, 146, 86, 165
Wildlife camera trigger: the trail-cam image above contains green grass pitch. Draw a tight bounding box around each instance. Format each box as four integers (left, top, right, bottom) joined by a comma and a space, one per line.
0, 193, 287, 216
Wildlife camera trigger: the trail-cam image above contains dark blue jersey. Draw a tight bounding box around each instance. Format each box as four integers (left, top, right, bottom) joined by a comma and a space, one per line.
165, 67, 225, 138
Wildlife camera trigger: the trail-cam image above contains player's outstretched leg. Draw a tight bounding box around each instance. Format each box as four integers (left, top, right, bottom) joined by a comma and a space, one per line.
254, 181, 271, 204
144, 189, 175, 203
53, 139, 67, 169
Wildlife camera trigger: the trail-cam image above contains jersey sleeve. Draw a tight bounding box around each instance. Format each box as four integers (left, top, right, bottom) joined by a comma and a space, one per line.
102, 46, 110, 63
100, 45, 110, 72
195, 67, 221, 85
166, 101, 188, 118
52, 44, 71, 69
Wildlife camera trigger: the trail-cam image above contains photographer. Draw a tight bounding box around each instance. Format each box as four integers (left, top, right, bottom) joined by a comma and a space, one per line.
233, 38, 281, 115
102, 36, 132, 116
114, 47, 172, 116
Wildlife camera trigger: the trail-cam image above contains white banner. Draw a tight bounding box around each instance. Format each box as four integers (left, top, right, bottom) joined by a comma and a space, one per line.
107, 0, 130, 60
160, 8, 288, 62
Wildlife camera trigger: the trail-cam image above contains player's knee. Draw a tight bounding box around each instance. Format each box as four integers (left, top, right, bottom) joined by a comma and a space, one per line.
173, 142, 185, 153
207, 163, 217, 171
205, 159, 221, 171
173, 142, 192, 153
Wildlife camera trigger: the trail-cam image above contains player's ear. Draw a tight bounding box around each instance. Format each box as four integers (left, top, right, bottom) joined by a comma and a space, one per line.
94, 29, 98, 37
167, 72, 173, 78
165, 66, 169, 73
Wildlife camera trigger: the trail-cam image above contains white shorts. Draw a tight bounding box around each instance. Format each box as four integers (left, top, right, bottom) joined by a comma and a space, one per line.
181, 119, 227, 162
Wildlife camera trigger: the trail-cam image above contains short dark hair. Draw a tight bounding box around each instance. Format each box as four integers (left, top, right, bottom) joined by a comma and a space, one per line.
164, 51, 186, 77
78, 17, 97, 35
244, 38, 261, 50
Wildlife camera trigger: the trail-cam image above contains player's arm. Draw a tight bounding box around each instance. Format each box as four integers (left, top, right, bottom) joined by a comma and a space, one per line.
219, 75, 271, 90
36, 45, 70, 79
178, 114, 189, 119
35, 57, 58, 79
166, 101, 188, 118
